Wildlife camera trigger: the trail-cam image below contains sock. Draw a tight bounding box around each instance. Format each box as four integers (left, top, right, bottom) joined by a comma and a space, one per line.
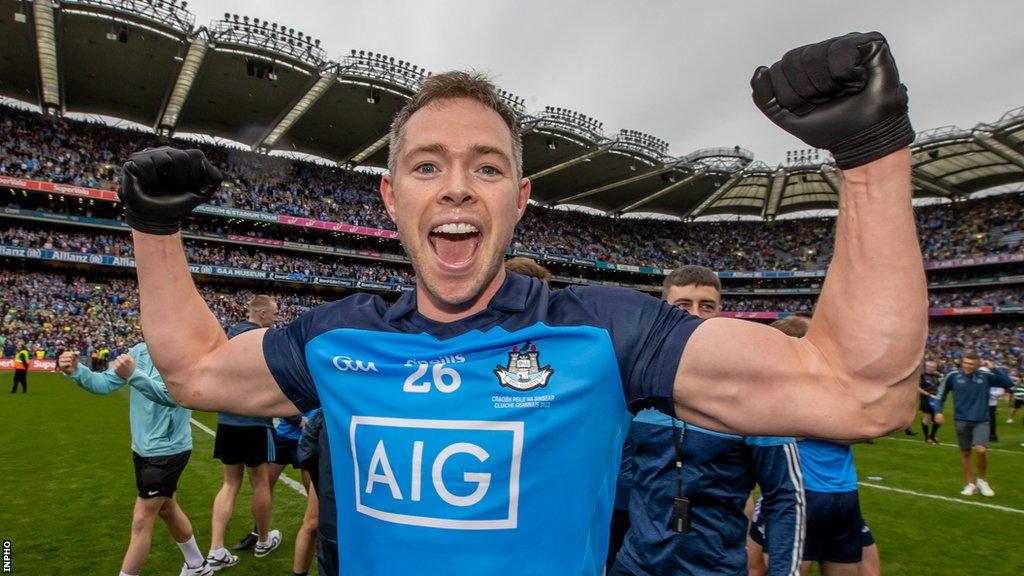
208, 547, 229, 559
920, 421, 928, 437
120, 572, 138, 576
177, 535, 205, 568
931, 423, 941, 440
293, 573, 308, 576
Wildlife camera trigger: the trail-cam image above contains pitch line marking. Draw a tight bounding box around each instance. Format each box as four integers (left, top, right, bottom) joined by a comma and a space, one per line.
877, 435, 1024, 455
858, 482, 1024, 515
190, 418, 308, 496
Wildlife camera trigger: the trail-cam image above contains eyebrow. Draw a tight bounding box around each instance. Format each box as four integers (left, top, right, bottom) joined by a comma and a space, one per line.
404, 142, 511, 165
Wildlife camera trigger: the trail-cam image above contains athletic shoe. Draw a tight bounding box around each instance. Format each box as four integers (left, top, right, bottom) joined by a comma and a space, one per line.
975, 478, 995, 497
179, 561, 215, 576
904, 428, 918, 436
254, 529, 282, 558
206, 549, 239, 571
960, 483, 978, 496
232, 531, 258, 551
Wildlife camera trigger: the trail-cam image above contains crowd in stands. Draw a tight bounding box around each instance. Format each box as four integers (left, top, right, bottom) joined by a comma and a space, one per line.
0, 226, 414, 285
2, 105, 1023, 274
928, 321, 1024, 374
2, 224, 1020, 312
929, 288, 1022, 308
0, 270, 330, 359
2, 265, 1021, 369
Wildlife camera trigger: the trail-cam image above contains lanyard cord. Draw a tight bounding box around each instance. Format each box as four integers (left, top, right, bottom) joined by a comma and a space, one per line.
672, 419, 685, 499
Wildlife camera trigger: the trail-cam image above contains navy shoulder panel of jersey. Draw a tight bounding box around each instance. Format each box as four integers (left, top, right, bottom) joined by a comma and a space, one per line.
227, 320, 262, 339
263, 293, 394, 412
550, 285, 701, 414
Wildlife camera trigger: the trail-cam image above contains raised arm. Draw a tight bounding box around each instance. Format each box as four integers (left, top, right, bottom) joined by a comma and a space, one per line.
121, 148, 297, 415
674, 33, 926, 440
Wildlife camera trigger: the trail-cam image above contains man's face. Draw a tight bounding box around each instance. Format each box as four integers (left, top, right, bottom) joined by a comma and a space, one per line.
381, 98, 530, 315
664, 283, 721, 320
962, 357, 979, 374
924, 361, 938, 374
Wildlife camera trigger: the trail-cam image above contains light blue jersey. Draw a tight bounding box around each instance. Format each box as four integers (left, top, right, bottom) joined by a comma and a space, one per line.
66, 342, 192, 457
797, 440, 857, 493
263, 273, 700, 575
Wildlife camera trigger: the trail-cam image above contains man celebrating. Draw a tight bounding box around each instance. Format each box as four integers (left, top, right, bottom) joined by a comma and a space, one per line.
59, 345, 212, 576
611, 266, 804, 576
940, 351, 1014, 496
120, 32, 925, 575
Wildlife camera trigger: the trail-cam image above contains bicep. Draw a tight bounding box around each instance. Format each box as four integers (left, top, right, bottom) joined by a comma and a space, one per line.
189, 328, 300, 416
673, 318, 864, 439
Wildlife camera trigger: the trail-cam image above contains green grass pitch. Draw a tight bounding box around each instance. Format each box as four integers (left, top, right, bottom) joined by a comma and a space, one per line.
2, 372, 1024, 575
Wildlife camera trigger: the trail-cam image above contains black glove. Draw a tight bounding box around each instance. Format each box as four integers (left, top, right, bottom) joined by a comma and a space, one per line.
751, 32, 913, 170
119, 146, 222, 235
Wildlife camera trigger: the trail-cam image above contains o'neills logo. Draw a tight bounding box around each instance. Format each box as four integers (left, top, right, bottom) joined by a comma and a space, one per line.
493, 343, 553, 392
333, 356, 378, 372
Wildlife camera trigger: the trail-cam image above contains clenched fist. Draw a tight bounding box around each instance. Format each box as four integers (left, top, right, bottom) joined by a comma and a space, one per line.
111, 354, 137, 380
58, 351, 80, 375
751, 32, 914, 169
119, 146, 223, 235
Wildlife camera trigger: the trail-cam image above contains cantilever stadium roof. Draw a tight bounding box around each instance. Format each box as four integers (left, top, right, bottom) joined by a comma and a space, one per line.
2, 0, 1023, 219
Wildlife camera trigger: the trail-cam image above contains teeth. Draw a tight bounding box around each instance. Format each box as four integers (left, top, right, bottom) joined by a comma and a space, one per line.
431, 222, 479, 234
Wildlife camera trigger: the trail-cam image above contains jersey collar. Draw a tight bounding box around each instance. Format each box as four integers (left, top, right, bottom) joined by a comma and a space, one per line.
384, 271, 533, 324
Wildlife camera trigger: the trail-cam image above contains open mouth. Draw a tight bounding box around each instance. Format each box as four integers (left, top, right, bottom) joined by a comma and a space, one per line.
428, 222, 483, 272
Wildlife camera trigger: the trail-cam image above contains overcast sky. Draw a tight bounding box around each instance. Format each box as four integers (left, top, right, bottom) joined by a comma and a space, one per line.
185, 1, 1022, 165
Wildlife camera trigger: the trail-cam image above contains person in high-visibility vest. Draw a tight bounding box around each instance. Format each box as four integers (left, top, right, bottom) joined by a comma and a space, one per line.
10, 341, 30, 393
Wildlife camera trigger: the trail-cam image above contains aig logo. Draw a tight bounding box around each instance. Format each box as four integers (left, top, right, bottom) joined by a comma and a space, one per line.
350, 416, 523, 530
333, 356, 378, 372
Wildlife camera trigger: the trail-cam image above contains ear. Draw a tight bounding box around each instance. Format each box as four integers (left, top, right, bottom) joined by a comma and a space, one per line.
515, 177, 532, 221
380, 172, 398, 223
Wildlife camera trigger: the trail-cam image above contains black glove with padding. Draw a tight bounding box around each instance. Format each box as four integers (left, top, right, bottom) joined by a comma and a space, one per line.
751, 31, 914, 170
119, 146, 222, 235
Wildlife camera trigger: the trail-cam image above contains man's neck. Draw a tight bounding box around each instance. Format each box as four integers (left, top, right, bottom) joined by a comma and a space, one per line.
416, 269, 507, 323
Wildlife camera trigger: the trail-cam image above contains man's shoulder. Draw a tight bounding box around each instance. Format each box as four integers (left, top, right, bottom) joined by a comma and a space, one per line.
283, 292, 393, 339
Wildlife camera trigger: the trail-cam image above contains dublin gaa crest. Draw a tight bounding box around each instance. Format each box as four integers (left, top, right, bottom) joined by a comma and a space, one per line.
494, 343, 554, 392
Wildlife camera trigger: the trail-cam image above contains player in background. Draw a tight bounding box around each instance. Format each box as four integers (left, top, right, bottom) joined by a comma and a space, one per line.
611, 267, 804, 576
939, 351, 1014, 496
749, 315, 878, 576
1007, 373, 1024, 425
919, 360, 944, 444
58, 344, 212, 576
985, 360, 1006, 442
208, 295, 282, 569
120, 32, 926, 575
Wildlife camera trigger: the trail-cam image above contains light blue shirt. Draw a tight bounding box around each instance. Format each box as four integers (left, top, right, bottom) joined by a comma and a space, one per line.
65, 343, 193, 457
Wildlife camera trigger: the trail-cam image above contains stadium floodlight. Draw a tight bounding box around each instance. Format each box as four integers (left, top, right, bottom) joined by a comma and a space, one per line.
33, 0, 60, 112
158, 38, 209, 130
260, 71, 337, 148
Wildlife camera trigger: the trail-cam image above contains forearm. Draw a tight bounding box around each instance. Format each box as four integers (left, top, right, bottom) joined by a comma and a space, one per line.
806, 150, 926, 425
67, 366, 122, 395
132, 230, 227, 398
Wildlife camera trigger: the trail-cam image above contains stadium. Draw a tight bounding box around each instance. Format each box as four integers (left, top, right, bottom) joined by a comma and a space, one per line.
0, 1, 1022, 575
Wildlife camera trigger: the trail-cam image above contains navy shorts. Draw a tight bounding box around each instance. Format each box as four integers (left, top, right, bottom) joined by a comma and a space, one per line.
802, 490, 864, 563
750, 494, 873, 552
213, 423, 275, 467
